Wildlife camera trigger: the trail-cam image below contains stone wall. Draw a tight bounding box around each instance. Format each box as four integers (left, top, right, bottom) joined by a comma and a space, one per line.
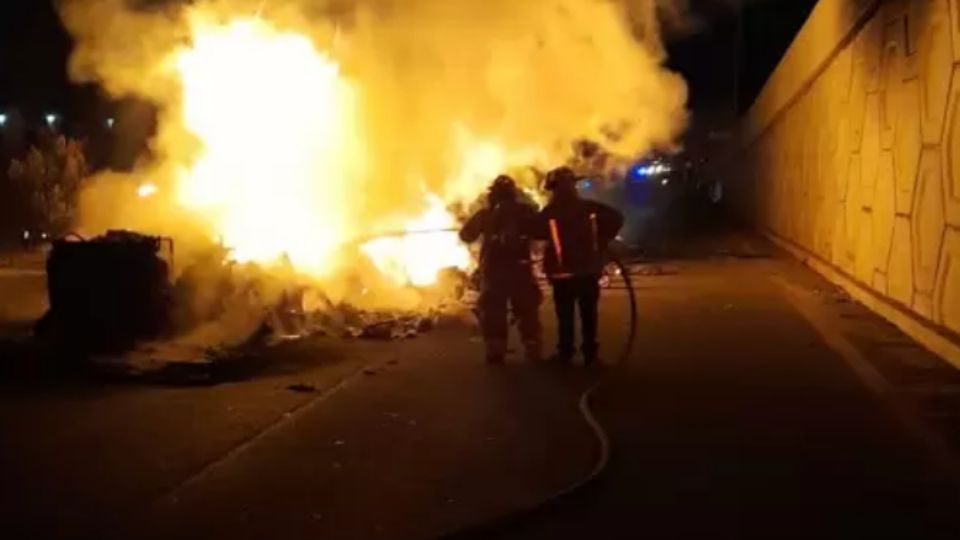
741, 0, 960, 361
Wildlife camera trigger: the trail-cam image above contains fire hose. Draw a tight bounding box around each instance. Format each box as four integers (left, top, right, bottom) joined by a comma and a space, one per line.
430, 253, 637, 539
360, 227, 639, 538
357, 226, 638, 365
607, 253, 639, 365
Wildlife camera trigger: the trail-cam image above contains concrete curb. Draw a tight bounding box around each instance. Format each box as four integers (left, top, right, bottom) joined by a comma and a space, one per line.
765, 232, 960, 371
771, 274, 960, 483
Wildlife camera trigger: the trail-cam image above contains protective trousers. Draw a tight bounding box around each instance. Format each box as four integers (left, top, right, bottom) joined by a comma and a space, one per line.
478, 276, 543, 363
550, 275, 601, 363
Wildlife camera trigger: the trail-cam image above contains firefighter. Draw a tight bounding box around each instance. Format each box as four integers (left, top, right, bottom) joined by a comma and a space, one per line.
460, 175, 543, 364
539, 167, 624, 365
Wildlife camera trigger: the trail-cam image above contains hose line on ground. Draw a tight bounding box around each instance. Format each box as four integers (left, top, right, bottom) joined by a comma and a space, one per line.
609, 253, 639, 367
436, 254, 639, 539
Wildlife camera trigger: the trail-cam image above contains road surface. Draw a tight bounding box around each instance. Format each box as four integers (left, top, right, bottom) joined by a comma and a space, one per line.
1, 234, 959, 539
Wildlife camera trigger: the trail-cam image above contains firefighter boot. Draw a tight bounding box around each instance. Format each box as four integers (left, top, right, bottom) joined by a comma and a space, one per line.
486, 339, 507, 364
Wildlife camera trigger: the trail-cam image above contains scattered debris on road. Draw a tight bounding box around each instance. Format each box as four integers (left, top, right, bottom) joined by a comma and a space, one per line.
634, 264, 666, 276
334, 304, 443, 341
13, 232, 474, 385
287, 383, 317, 394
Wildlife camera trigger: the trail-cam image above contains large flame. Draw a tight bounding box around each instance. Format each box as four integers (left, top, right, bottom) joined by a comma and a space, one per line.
60, 0, 688, 304
171, 16, 468, 284
173, 17, 360, 276
360, 195, 471, 287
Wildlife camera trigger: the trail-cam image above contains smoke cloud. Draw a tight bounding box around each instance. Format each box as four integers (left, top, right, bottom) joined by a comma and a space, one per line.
57, 0, 688, 304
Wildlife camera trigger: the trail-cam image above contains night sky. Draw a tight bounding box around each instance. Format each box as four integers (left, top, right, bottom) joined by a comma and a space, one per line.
0, 0, 816, 131
666, 0, 818, 116
0, 1, 75, 116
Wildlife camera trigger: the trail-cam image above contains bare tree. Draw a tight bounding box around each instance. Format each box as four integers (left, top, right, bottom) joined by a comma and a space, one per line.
8, 135, 88, 235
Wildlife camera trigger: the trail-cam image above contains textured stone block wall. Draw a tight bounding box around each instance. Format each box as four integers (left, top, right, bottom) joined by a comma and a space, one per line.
744, 0, 960, 342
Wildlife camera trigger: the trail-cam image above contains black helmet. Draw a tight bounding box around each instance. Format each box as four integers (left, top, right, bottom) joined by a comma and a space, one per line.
544, 167, 577, 191
488, 174, 517, 204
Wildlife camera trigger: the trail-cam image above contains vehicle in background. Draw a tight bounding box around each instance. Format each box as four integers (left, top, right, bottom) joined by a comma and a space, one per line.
577, 154, 681, 254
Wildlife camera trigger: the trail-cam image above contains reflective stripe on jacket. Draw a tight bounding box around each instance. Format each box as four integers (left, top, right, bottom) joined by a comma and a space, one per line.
537, 198, 624, 279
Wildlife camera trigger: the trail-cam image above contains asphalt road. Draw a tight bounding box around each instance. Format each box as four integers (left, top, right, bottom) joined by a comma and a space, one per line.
0, 266, 45, 337
463, 236, 960, 540
3, 235, 960, 539
0, 292, 601, 540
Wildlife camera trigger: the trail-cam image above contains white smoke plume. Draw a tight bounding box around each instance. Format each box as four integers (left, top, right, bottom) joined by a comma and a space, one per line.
57, 0, 688, 305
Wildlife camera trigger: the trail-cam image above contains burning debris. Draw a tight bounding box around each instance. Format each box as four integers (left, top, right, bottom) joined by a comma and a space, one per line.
344, 308, 439, 340
39, 0, 687, 371
34, 228, 469, 377
57, 0, 685, 307
174, 251, 466, 349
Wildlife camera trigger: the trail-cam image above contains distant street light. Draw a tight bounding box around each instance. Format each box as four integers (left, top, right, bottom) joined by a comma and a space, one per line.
0, 113, 7, 127
45, 113, 59, 128
106, 117, 116, 129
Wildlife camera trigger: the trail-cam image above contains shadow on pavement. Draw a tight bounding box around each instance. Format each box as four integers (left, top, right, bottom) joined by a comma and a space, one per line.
0, 331, 358, 389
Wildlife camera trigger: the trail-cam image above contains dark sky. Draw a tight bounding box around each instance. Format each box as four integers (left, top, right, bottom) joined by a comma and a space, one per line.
0, 0, 815, 124
666, 0, 818, 119
0, 1, 74, 114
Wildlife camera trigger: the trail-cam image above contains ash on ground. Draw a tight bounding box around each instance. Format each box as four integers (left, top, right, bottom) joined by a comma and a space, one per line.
99, 257, 473, 375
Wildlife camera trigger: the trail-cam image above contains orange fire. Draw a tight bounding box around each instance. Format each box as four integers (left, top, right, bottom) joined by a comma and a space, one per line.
173, 17, 359, 276
170, 16, 473, 286
60, 0, 687, 302
360, 195, 471, 287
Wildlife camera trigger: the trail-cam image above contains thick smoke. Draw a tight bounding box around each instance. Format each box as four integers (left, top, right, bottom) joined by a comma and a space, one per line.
58, 0, 687, 297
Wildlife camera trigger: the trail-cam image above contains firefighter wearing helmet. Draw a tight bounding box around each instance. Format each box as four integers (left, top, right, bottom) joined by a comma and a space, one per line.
459, 175, 543, 364
538, 167, 624, 365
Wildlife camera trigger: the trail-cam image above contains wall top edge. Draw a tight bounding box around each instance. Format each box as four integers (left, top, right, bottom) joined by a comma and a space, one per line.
742, 0, 882, 145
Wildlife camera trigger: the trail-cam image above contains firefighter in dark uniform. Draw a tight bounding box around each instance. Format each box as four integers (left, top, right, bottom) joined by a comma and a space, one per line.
460, 175, 543, 364
539, 167, 624, 365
